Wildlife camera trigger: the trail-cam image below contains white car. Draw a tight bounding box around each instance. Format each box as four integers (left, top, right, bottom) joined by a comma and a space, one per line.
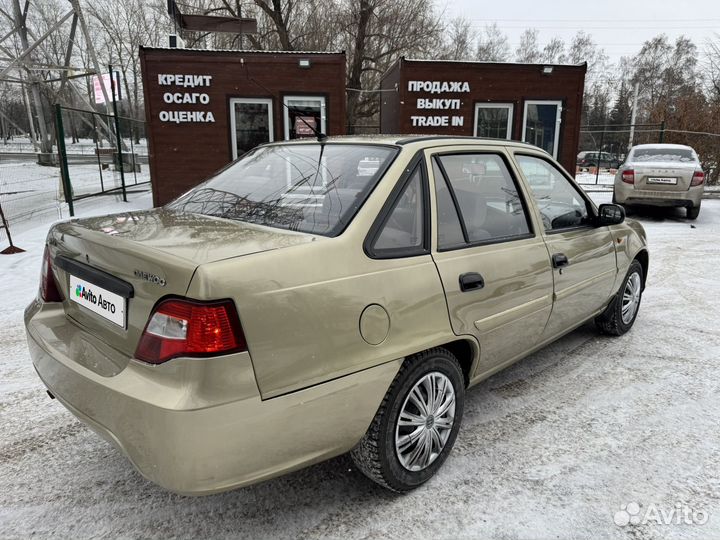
613, 144, 705, 219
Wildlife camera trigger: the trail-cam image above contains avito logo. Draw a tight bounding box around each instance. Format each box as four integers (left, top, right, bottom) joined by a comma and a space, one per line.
74, 283, 116, 315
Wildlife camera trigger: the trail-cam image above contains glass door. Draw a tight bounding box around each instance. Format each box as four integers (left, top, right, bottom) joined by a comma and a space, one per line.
230, 98, 274, 159
522, 100, 562, 158
283, 96, 327, 140
474, 103, 513, 139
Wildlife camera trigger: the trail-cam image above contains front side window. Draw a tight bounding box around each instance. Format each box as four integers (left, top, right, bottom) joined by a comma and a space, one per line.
168, 143, 397, 237
434, 154, 531, 246
515, 154, 592, 231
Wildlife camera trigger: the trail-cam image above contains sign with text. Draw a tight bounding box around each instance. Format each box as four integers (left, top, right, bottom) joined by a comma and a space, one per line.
93, 72, 122, 104
157, 73, 216, 123
295, 116, 317, 136
407, 80, 469, 128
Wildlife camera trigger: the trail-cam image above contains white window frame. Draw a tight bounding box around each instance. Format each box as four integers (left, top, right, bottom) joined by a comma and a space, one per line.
473, 103, 513, 139
283, 95, 327, 140
229, 97, 274, 160
521, 100, 563, 158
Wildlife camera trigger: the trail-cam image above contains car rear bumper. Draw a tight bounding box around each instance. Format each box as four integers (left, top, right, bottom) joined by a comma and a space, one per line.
614, 182, 703, 207
25, 301, 399, 495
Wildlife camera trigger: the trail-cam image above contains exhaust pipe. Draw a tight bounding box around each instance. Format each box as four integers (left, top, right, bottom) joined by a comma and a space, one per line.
46, 390, 55, 400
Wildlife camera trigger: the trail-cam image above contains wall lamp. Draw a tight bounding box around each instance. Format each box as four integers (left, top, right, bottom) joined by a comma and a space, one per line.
299, 59, 311, 69
542, 66, 554, 75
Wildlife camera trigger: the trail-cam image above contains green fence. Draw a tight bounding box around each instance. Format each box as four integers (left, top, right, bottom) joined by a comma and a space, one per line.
55, 104, 151, 215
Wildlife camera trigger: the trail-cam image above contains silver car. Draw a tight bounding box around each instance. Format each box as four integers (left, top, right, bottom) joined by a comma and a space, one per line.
613, 143, 705, 219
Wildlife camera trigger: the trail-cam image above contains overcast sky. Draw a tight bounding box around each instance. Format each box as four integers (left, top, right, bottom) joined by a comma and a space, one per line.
441, 0, 719, 64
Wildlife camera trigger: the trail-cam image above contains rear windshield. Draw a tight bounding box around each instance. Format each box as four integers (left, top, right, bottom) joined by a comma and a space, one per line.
631, 147, 696, 163
167, 143, 397, 236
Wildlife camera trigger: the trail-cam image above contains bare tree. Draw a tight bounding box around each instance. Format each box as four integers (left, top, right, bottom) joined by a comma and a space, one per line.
515, 28, 541, 63
438, 17, 476, 61
475, 23, 509, 62
541, 37, 566, 64
337, 0, 443, 132
706, 33, 720, 98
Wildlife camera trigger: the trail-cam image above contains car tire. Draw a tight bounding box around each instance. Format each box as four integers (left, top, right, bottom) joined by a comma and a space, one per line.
595, 259, 644, 336
350, 348, 465, 492
687, 204, 700, 220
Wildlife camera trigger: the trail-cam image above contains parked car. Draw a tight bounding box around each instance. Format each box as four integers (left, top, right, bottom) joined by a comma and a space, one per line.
577, 151, 621, 169
613, 143, 705, 219
25, 136, 649, 495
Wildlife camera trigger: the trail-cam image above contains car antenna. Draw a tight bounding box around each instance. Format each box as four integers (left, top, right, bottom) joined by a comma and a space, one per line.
242, 59, 327, 143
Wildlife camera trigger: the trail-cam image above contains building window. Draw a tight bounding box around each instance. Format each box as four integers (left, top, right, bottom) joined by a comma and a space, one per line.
474, 103, 513, 140
229, 98, 274, 159
283, 96, 327, 140
522, 100, 562, 158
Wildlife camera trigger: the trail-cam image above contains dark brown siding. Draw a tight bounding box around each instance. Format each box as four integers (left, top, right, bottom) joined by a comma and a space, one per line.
140, 48, 346, 206
380, 60, 401, 134
381, 59, 586, 174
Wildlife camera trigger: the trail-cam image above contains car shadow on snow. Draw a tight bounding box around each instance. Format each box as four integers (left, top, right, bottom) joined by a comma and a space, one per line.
625, 204, 693, 223
34, 323, 604, 536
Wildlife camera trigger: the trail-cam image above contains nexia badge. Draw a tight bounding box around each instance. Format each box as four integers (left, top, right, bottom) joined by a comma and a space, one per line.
134, 269, 166, 287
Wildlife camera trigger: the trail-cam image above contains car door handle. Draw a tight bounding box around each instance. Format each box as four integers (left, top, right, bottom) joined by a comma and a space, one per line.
552, 253, 569, 268
459, 272, 485, 292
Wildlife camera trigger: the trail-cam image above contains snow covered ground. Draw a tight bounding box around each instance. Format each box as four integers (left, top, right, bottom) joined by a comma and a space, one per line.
0, 156, 150, 234
1, 192, 720, 539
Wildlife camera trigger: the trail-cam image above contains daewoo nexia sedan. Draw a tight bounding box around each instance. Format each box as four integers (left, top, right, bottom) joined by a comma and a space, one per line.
25, 136, 648, 494
613, 143, 705, 219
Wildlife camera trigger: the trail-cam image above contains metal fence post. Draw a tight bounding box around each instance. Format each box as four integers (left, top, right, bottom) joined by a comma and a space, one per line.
595, 128, 605, 185
54, 104, 74, 217
659, 120, 665, 143
109, 65, 127, 202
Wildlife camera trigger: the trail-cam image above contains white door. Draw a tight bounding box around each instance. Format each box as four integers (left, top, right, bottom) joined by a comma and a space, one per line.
522, 100, 562, 158
229, 98, 274, 159
283, 96, 327, 140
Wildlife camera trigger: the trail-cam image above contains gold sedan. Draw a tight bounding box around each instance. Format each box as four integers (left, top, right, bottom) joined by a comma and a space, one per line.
25, 136, 648, 494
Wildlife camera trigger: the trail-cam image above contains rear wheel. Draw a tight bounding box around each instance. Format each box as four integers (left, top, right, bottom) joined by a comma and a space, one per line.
350, 348, 465, 492
595, 260, 644, 336
687, 204, 700, 220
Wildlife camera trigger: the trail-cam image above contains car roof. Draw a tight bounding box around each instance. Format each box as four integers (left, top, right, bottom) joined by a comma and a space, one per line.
268, 134, 547, 152
630, 143, 695, 151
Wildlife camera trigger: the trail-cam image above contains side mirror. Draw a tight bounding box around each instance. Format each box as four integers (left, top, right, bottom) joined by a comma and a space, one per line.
597, 203, 625, 226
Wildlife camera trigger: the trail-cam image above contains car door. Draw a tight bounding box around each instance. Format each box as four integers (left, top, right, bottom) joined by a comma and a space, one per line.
428, 147, 554, 378
512, 152, 618, 340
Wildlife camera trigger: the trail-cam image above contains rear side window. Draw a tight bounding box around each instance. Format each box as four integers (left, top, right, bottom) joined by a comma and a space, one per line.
370, 165, 426, 257
433, 153, 531, 248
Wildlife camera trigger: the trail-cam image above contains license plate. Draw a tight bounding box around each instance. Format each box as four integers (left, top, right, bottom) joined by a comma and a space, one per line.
647, 177, 677, 185
69, 274, 126, 327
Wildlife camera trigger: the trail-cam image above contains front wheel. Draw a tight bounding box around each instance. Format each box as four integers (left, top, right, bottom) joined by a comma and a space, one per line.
351, 348, 465, 492
595, 259, 644, 336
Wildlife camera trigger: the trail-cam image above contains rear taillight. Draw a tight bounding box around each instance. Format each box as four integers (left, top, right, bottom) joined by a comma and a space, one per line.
691, 171, 705, 186
39, 246, 63, 302
621, 169, 635, 184
135, 298, 246, 364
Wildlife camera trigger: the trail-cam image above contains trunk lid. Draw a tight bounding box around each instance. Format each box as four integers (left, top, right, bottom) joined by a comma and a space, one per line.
47, 209, 315, 362
631, 161, 697, 191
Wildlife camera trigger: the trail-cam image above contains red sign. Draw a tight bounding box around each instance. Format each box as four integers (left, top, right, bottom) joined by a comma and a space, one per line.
294, 116, 317, 136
